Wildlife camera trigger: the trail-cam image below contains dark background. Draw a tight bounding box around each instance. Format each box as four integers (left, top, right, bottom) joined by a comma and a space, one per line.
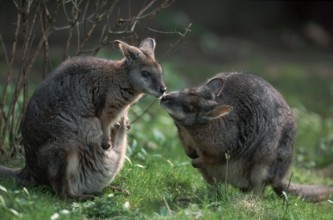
1, 1, 332, 56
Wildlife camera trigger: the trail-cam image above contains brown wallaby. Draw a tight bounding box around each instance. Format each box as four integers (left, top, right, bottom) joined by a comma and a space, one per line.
0, 38, 166, 200
160, 72, 333, 202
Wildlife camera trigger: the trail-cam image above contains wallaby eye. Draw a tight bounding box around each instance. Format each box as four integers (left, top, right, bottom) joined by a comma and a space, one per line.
182, 103, 192, 113
141, 71, 151, 78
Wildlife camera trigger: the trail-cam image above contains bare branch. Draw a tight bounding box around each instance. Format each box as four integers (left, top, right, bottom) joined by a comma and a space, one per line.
0, 34, 9, 66
0, 11, 22, 153
1, 0, 182, 158
120, 0, 174, 22
62, 0, 71, 22
130, 99, 158, 125
53, 25, 72, 30
7, 1, 40, 153
146, 27, 187, 37
108, 0, 174, 37
64, 6, 80, 59
163, 23, 192, 59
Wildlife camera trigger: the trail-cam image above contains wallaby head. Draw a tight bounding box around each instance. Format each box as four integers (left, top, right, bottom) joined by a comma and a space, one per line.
160, 77, 232, 126
114, 38, 166, 98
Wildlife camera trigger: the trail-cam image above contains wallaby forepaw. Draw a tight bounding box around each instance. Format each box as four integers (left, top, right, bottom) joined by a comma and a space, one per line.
102, 138, 112, 150
68, 194, 96, 201
191, 159, 203, 168
186, 150, 199, 159
110, 185, 130, 195
126, 121, 131, 131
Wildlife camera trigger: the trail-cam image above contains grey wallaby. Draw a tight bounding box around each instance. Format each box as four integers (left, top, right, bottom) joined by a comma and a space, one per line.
160, 72, 333, 202
0, 38, 166, 200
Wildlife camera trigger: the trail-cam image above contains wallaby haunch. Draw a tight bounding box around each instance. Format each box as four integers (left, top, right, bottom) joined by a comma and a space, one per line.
0, 38, 166, 200
160, 72, 333, 202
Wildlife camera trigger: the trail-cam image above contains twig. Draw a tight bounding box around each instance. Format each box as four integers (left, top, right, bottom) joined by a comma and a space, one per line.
77, 22, 97, 54
146, 27, 187, 37
99, 0, 120, 46
8, 1, 40, 154
81, 0, 90, 25
108, 0, 156, 36
64, 7, 79, 59
287, 172, 293, 189
163, 196, 173, 215
77, 0, 120, 54
62, 0, 71, 22
163, 23, 192, 59
0, 34, 9, 65
281, 173, 294, 219
130, 98, 158, 124
224, 151, 231, 195
5, 1, 39, 154
119, 0, 173, 22
0, 10, 22, 153
12, 29, 50, 130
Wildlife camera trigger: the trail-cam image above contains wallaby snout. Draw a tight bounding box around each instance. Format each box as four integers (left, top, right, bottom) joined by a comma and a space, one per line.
151, 82, 166, 98
161, 91, 178, 101
158, 84, 167, 97
138, 76, 166, 98
160, 95, 168, 103
160, 92, 177, 110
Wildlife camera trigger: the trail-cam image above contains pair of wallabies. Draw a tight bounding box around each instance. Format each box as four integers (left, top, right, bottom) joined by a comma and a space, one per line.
0, 39, 332, 202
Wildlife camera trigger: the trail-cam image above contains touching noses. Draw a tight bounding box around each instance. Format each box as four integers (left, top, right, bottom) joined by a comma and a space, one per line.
160, 84, 167, 95
160, 94, 171, 104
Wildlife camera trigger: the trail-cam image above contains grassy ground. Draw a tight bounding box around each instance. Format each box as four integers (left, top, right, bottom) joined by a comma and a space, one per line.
1, 47, 333, 219
1, 146, 333, 219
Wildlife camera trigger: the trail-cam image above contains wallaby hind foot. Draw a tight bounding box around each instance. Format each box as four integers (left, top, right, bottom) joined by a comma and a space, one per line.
101, 136, 112, 150
102, 117, 131, 150
0, 166, 32, 186
58, 190, 96, 201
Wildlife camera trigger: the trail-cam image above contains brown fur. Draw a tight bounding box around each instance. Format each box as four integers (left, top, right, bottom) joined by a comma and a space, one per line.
161, 72, 333, 202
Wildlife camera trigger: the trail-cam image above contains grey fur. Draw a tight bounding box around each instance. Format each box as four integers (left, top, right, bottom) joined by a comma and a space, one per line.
0, 38, 165, 200
160, 72, 333, 202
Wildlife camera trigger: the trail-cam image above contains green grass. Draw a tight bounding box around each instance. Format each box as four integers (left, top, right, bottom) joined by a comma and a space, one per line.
1, 154, 333, 219
1, 62, 333, 219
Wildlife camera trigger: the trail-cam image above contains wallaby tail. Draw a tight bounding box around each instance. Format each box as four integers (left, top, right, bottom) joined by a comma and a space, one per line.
0, 166, 31, 186
280, 181, 333, 202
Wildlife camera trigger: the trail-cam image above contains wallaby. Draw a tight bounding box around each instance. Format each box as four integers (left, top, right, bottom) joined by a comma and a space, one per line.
160, 72, 333, 202
0, 38, 166, 200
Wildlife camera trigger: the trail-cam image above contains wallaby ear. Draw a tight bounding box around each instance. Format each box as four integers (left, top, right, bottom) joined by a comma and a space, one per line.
205, 104, 232, 120
139, 38, 156, 59
113, 40, 143, 64
206, 78, 224, 98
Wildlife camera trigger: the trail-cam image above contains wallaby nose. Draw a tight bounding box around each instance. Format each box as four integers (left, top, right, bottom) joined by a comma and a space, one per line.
160, 86, 166, 95
160, 95, 169, 103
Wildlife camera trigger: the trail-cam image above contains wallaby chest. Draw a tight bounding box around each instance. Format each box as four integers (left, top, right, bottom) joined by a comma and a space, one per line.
177, 124, 226, 163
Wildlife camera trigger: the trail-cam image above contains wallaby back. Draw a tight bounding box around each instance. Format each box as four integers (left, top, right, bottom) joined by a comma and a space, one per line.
160, 72, 333, 202
0, 38, 165, 200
